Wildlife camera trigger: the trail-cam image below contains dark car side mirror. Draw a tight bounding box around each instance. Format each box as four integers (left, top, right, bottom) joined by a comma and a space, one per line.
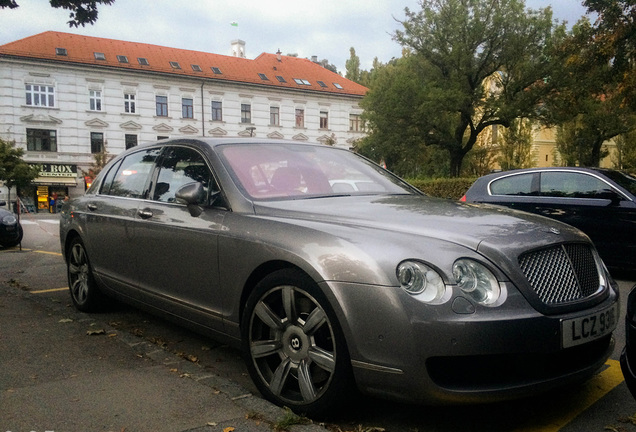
175, 182, 224, 217
597, 189, 623, 206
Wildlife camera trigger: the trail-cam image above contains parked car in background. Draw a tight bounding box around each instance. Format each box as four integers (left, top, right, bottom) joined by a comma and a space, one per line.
0, 200, 23, 248
60, 139, 619, 416
622, 284, 636, 399
462, 167, 636, 273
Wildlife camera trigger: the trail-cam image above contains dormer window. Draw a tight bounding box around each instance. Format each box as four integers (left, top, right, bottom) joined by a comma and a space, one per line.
293, 78, 311, 86
333, 83, 343, 89
258, 73, 269, 81
317, 81, 327, 88
169, 61, 181, 69
276, 75, 287, 83
117, 55, 129, 63
55, 48, 67, 56
191, 64, 202, 72
94, 52, 106, 61
211, 67, 222, 74
138, 57, 149, 65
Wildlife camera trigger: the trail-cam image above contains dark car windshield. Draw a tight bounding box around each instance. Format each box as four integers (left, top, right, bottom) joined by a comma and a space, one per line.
600, 170, 636, 195
217, 143, 416, 200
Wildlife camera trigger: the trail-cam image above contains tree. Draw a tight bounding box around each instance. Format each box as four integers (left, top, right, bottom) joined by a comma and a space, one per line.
0, 0, 114, 27
583, 0, 636, 110
0, 139, 39, 207
613, 129, 636, 170
345, 47, 361, 83
364, 0, 563, 177
543, 18, 636, 166
497, 119, 535, 170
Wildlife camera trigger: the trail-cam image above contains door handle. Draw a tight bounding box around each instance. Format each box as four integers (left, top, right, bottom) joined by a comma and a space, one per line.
87, 203, 97, 211
138, 208, 153, 219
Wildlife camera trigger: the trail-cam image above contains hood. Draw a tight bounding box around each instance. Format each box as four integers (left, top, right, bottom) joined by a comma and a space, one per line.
253, 194, 588, 256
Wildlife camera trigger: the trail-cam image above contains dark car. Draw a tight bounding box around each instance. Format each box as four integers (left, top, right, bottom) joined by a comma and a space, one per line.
0, 200, 23, 248
60, 139, 619, 416
461, 167, 636, 272
622, 284, 636, 399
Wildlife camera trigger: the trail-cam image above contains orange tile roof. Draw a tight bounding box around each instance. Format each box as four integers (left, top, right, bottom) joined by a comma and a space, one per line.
0, 31, 368, 97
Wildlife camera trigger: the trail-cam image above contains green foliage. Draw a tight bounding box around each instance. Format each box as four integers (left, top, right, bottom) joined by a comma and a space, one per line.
361, 0, 562, 177
0, 0, 114, 27
345, 47, 361, 83
613, 130, 636, 171
497, 119, 536, 170
407, 177, 477, 200
0, 138, 39, 203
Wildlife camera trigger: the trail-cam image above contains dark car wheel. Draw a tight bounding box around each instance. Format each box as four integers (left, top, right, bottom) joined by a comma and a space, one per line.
67, 237, 106, 312
0, 225, 23, 248
241, 269, 353, 417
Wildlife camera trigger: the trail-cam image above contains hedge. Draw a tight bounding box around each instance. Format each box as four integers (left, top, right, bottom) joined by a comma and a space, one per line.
406, 177, 477, 200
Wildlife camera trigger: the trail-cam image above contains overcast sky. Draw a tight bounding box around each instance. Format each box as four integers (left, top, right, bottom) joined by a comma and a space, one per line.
0, 0, 592, 73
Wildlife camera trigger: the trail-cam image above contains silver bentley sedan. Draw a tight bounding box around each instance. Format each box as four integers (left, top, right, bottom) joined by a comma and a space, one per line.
60, 138, 619, 416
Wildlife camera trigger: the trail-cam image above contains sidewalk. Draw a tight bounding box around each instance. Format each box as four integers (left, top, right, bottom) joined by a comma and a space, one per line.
0, 283, 325, 432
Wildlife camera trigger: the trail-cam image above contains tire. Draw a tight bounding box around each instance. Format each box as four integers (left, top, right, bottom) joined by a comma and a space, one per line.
0, 225, 23, 248
241, 269, 353, 417
66, 237, 106, 312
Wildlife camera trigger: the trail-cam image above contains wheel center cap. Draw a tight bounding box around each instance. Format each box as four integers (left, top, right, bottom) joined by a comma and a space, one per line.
282, 326, 309, 361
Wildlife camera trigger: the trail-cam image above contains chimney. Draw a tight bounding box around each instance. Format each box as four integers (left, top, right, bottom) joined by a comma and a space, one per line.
311, 55, 318, 63
276, 49, 282, 62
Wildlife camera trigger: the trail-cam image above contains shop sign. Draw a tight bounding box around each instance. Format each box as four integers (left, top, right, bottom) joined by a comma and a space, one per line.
38, 163, 77, 178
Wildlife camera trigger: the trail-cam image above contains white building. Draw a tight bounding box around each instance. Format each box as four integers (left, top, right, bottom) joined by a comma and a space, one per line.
0, 31, 367, 212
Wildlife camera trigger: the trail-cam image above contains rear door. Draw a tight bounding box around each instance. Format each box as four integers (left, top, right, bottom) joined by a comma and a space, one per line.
83, 147, 162, 288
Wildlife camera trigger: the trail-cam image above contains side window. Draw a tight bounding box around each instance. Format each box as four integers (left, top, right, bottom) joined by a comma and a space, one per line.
489, 173, 534, 196
101, 148, 161, 198
540, 172, 612, 198
153, 147, 213, 203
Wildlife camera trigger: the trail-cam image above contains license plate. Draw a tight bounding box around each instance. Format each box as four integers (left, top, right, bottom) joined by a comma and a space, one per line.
561, 303, 618, 349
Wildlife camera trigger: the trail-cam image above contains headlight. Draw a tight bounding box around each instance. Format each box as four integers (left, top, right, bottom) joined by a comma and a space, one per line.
2, 215, 17, 226
452, 259, 501, 306
397, 261, 448, 304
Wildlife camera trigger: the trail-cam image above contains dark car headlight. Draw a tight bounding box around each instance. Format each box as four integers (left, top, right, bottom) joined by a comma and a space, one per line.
453, 259, 501, 306
397, 261, 449, 304
2, 214, 17, 226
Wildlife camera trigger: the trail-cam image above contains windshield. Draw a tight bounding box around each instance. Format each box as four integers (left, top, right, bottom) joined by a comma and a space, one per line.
218, 143, 416, 200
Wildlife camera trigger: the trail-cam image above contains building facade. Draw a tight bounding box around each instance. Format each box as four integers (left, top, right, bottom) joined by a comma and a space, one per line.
0, 31, 368, 211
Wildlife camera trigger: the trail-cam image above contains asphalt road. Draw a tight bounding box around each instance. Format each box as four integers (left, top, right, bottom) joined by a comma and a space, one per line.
1, 212, 635, 432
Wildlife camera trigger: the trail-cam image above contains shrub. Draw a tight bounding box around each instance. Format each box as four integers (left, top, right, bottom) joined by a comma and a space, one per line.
406, 177, 477, 200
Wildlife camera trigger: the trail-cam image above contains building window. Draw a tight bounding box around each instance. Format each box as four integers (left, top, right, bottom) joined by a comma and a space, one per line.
125, 134, 138, 149
270, 106, 280, 126
211, 101, 222, 121
349, 114, 362, 132
320, 111, 329, 129
26, 129, 57, 152
169, 61, 181, 69
117, 55, 129, 63
25, 84, 55, 107
90, 132, 104, 153
295, 109, 304, 128
317, 81, 327, 88
241, 104, 251, 124
182, 98, 194, 119
276, 76, 287, 83
94, 52, 106, 60
211, 67, 222, 74
258, 73, 269, 81
124, 93, 136, 113
191, 64, 202, 72
55, 48, 67, 56
89, 90, 102, 111
156, 96, 168, 117
333, 83, 343, 89
138, 57, 149, 65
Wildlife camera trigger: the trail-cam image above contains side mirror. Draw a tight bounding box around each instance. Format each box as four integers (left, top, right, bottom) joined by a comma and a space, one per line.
175, 182, 207, 217
0, 200, 6, 207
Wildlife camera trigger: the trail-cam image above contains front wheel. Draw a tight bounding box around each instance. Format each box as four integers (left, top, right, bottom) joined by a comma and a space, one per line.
66, 237, 106, 312
241, 269, 354, 417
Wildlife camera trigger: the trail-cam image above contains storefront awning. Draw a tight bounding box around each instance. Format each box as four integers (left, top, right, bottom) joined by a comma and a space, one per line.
32, 177, 78, 186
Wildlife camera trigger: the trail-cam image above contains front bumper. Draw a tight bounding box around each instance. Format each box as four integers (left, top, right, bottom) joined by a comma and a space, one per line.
326, 280, 619, 404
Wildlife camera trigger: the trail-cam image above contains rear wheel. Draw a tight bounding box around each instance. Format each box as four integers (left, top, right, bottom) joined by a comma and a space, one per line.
241, 269, 353, 417
67, 237, 106, 312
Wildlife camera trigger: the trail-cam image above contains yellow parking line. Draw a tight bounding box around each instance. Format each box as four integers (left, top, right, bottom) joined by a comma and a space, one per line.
33, 250, 63, 256
513, 360, 624, 432
30, 287, 68, 294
